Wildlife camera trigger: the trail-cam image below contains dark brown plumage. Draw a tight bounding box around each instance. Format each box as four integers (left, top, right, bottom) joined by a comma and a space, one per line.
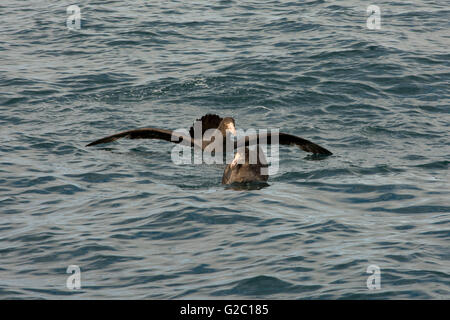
189, 114, 223, 138
85, 113, 332, 185
235, 132, 332, 156
85, 113, 234, 150
222, 147, 269, 184
85, 128, 180, 147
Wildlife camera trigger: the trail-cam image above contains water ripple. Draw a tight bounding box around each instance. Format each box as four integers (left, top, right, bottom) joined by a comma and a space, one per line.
0, 0, 448, 299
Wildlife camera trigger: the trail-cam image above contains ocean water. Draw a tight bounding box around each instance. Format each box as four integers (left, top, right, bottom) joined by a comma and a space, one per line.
1, 0, 449, 299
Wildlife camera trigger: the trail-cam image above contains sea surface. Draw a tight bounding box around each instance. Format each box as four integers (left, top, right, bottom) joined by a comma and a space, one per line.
1, 0, 449, 299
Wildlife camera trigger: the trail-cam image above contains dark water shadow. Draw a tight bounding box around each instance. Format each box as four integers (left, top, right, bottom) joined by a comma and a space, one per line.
224, 181, 270, 191
304, 153, 334, 161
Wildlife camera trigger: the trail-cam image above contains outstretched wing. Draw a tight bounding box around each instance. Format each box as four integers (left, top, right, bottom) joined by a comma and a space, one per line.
86, 128, 196, 147
235, 132, 332, 155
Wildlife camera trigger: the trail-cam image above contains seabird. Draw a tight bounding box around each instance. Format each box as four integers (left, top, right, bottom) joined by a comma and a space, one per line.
86, 113, 332, 184
222, 146, 269, 184
86, 114, 236, 149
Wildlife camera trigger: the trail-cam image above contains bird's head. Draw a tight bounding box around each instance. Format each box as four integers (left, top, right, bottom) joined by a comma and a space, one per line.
219, 117, 236, 136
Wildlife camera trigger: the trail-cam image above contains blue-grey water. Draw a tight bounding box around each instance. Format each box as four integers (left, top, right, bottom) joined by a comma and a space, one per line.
1, 1, 449, 299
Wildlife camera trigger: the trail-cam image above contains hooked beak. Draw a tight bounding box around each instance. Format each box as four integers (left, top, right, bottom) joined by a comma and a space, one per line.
227, 123, 237, 136
230, 151, 241, 168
